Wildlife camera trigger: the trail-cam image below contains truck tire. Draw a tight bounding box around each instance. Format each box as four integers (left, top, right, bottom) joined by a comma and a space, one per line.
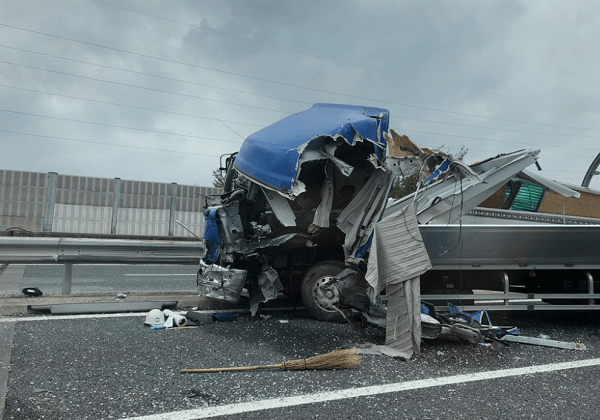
301, 261, 346, 322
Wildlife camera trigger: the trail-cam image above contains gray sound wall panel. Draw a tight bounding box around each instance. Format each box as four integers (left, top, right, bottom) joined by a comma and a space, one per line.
0, 169, 222, 235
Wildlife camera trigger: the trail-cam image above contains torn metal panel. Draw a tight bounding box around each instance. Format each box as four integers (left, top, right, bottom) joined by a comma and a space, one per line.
354, 344, 411, 360
520, 169, 580, 198
384, 149, 540, 224
319, 142, 354, 176
244, 233, 298, 252
500, 334, 587, 350
365, 203, 430, 357
309, 163, 334, 233
384, 130, 423, 158
337, 169, 394, 262
261, 187, 296, 227
365, 203, 432, 294
197, 264, 247, 303
385, 278, 422, 356
258, 266, 283, 301
233, 103, 389, 196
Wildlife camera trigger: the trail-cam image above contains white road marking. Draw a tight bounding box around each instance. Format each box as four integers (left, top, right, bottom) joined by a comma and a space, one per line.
124, 358, 600, 420
0, 307, 302, 323
124, 274, 195, 276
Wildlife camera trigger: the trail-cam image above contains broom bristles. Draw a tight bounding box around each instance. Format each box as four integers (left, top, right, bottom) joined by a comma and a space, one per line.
180, 348, 361, 373
275, 348, 361, 370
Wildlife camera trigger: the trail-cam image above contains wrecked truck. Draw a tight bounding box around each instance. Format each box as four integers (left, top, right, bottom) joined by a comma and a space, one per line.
198, 103, 600, 322
198, 103, 478, 323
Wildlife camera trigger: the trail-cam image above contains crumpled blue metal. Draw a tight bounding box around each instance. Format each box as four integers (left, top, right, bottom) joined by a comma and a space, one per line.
203, 208, 221, 263
233, 103, 390, 194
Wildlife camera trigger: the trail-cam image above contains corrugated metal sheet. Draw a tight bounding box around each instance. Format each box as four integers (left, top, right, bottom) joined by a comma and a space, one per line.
0, 169, 47, 231
1, 169, 222, 235
173, 210, 205, 238
385, 278, 422, 356
117, 208, 170, 236
53, 204, 112, 233
365, 203, 431, 293
365, 203, 431, 358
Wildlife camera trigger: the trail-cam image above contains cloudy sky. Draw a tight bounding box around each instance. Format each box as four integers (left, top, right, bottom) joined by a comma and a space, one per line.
1, 0, 600, 189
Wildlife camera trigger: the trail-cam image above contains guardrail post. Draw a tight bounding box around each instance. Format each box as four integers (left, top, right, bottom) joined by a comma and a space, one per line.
585, 271, 594, 305
62, 263, 73, 295
111, 178, 121, 234
502, 271, 510, 307
168, 183, 178, 236
43, 172, 58, 232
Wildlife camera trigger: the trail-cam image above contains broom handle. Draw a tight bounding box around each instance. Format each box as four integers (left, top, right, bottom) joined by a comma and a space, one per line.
181, 364, 280, 373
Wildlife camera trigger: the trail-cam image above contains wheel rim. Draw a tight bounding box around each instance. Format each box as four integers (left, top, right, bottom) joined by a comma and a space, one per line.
312, 276, 340, 313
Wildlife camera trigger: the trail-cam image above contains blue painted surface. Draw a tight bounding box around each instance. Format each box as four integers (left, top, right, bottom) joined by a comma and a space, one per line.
234, 104, 390, 194
423, 159, 451, 185
203, 209, 221, 263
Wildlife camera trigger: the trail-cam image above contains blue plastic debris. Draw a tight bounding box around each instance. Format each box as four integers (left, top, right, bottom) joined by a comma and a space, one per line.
213, 313, 235, 322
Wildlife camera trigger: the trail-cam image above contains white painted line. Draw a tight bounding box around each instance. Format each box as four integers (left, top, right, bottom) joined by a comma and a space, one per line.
475, 299, 542, 304
124, 358, 600, 420
0, 307, 303, 323
124, 274, 195, 277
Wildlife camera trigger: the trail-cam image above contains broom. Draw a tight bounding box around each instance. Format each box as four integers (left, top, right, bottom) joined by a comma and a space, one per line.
180, 348, 361, 373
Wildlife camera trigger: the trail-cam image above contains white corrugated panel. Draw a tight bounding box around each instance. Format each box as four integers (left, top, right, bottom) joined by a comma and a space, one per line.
116, 208, 170, 236
173, 210, 205, 238
365, 202, 431, 293
365, 203, 431, 358
385, 278, 422, 356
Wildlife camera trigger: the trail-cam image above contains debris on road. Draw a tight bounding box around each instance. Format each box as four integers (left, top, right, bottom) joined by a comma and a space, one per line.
185, 311, 214, 325
30, 301, 177, 315
213, 313, 235, 322
21, 287, 43, 297
354, 344, 411, 360
163, 309, 187, 327
180, 348, 361, 373
500, 334, 587, 350
421, 302, 587, 350
144, 308, 165, 327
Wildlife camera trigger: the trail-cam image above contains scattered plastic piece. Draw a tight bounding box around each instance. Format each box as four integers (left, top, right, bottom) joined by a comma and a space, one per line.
501, 335, 587, 350
22, 287, 43, 297
213, 313, 235, 322
186, 311, 214, 325
145, 309, 165, 327
163, 309, 187, 327
278, 319, 289, 324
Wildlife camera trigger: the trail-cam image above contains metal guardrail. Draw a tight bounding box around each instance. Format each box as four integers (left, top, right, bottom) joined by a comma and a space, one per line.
0, 237, 206, 265
0, 236, 206, 295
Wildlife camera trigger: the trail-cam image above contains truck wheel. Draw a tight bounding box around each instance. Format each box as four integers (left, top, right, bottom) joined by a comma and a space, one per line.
301, 261, 346, 322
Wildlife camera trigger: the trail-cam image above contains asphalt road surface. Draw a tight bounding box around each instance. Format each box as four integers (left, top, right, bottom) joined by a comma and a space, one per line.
20, 265, 200, 294
1, 265, 600, 419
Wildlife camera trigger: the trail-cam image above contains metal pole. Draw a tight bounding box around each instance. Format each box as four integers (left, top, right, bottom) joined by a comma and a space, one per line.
502, 271, 510, 307
62, 263, 73, 295
111, 178, 121, 234
43, 172, 58, 232
168, 183, 178, 236
585, 271, 594, 305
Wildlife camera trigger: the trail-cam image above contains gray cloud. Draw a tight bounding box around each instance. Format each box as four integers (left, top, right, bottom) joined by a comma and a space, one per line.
0, 0, 599, 189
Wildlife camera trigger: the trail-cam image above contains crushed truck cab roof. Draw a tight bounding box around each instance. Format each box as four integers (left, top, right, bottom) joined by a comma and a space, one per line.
234, 103, 389, 196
